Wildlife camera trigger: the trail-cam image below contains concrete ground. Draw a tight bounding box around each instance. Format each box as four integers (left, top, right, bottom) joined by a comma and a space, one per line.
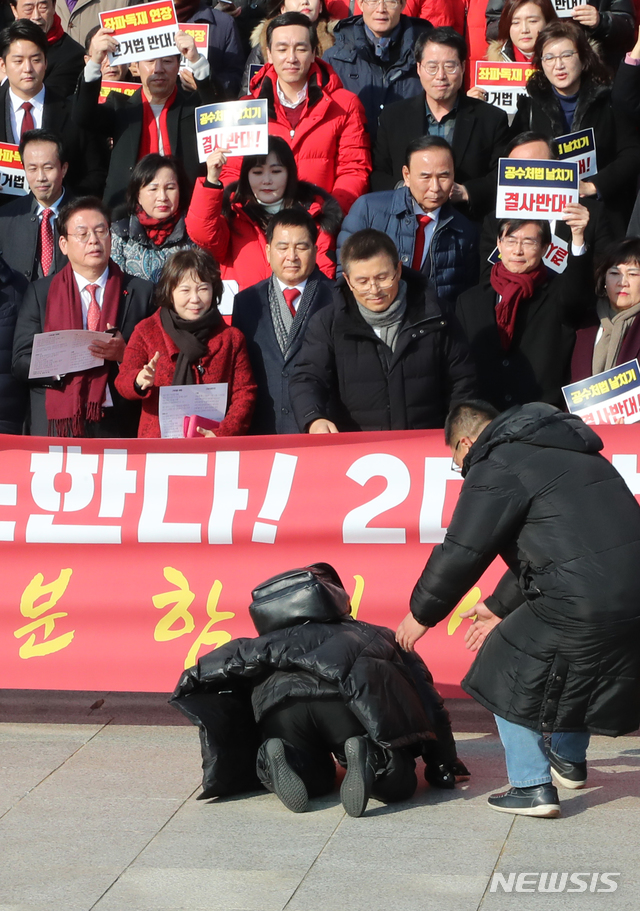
1, 691, 639, 911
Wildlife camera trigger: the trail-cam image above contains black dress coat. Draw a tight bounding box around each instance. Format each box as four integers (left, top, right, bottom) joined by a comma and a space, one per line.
371, 92, 510, 220
511, 78, 640, 234
410, 403, 640, 737
72, 77, 218, 211
232, 268, 335, 434
0, 256, 28, 433
0, 191, 72, 281
0, 83, 107, 202
456, 254, 595, 410
290, 268, 476, 432
44, 32, 85, 99
12, 265, 155, 436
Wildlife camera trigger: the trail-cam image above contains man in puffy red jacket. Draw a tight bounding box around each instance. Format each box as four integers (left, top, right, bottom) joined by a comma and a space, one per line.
220, 11, 371, 215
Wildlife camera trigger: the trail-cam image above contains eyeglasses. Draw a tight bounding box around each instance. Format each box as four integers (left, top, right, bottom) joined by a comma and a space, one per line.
67, 227, 110, 243
500, 236, 541, 250
349, 274, 397, 291
541, 49, 578, 66
451, 440, 463, 473
361, 0, 401, 7
421, 61, 461, 75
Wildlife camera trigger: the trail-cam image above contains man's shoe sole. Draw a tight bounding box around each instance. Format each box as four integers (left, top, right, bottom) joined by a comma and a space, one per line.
264, 739, 308, 813
340, 737, 370, 818
487, 798, 561, 818
551, 765, 587, 790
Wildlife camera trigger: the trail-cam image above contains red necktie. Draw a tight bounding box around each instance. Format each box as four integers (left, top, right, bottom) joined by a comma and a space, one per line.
411, 214, 433, 271
86, 284, 101, 331
20, 101, 34, 138
40, 208, 54, 276
283, 287, 300, 317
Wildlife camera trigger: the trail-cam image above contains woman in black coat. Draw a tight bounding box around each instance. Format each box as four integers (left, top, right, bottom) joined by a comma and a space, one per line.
511, 19, 640, 233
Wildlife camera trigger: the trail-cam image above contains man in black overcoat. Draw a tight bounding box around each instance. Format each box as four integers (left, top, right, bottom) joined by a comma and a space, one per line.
232, 208, 335, 435
397, 401, 640, 817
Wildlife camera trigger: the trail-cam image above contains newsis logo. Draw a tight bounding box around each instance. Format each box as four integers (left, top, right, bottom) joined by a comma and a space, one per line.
490, 872, 620, 893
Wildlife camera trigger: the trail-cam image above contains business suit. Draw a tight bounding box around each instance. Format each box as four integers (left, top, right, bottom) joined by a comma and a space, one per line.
371, 92, 509, 220
0, 83, 107, 202
45, 32, 85, 99
73, 76, 218, 211
12, 265, 155, 436
232, 268, 335, 434
0, 191, 73, 281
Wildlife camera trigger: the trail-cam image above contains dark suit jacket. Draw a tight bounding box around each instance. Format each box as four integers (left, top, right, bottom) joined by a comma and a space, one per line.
0, 82, 107, 203
0, 191, 73, 281
45, 32, 85, 99
73, 76, 219, 210
371, 92, 510, 220
12, 264, 155, 436
232, 268, 335, 434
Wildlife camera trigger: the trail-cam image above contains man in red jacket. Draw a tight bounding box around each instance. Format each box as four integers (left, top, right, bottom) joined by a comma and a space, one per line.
220, 11, 371, 215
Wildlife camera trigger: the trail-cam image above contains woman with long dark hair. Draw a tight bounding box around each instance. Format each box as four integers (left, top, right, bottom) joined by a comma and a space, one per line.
489, 0, 558, 61
185, 135, 342, 293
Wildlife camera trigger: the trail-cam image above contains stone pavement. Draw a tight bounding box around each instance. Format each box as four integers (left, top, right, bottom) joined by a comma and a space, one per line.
1, 692, 639, 911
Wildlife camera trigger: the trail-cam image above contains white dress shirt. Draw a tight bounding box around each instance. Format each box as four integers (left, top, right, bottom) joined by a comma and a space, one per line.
411, 200, 441, 267
276, 276, 308, 311
8, 86, 45, 142
73, 266, 113, 406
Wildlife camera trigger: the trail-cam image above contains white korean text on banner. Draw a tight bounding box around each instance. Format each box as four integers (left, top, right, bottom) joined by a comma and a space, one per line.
496, 157, 578, 219
0, 143, 27, 196
555, 127, 597, 180
563, 360, 640, 424
100, 0, 179, 67
195, 98, 269, 161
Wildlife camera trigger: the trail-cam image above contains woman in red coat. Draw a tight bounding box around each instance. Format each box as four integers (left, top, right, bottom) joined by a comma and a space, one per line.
115, 249, 257, 438
185, 136, 342, 303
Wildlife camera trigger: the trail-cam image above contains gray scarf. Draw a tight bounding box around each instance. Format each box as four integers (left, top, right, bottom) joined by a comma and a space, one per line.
269, 276, 317, 355
356, 280, 407, 352
592, 296, 640, 374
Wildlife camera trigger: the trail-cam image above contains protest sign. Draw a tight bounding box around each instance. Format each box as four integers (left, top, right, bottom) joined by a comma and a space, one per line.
496, 157, 578, 218
563, 360, 640, 425
178, 21, 209, 67
99, 80, 139, 103
0, 143, 27, 197
552, 0, 583, 16
474, 61, 534, 115
555, 127, 597, 180
195, 98, 268, 161
100, 0, 179, 67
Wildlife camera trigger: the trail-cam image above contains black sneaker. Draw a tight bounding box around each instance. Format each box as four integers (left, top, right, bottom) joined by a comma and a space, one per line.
487, 783, 560, 818
340, 736, 375, 818
260, 739, 309, 813
549, 749, 587, 789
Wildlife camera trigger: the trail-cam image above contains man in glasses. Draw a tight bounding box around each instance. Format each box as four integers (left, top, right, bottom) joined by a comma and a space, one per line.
322, 0, 433, 142
12, 197, 154, 436
289, 228, 475, 433
371, 27, 509, 221
455, 217, 593, 411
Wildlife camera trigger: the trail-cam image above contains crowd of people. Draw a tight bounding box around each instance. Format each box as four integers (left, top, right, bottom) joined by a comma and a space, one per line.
2, 0, 640, 437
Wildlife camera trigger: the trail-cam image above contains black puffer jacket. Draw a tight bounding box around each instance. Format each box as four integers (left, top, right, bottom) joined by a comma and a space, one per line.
172, 617, 446, 796
411, 404, 640, 737
290, 268, 476, 431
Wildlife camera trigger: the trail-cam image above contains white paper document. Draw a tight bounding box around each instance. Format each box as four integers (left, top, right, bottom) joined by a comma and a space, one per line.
159, 383, 228, 438
28, 329, 112, 379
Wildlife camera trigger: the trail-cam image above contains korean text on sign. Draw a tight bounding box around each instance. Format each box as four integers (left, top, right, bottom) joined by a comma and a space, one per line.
100, 0, 179, 67
496, 157, 578, 219
195, 99, 269, 162
555, 127, 597, 180
563, 360, 640, 425
99, 80, 139, 103
178, 21, 209, 67
474, 61, 535, 115
0, 142, 27, 197
552, 0, 582, 17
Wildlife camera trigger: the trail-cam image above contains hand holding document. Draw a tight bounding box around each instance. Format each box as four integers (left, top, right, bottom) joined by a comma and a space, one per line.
28, 329, 113, 380
159, 383, 228, 438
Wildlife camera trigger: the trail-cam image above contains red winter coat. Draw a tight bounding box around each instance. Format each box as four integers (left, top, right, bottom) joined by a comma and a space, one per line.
185, 178, 342, 291
115, 309, 257, 438
220, 60, 371, 215
325, 0, 464, 28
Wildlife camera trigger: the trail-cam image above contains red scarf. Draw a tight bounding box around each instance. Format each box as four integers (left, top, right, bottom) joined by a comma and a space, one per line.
47, 13, 65, 45
512, 45, 532, 63
44, 261, 123, 436
138, 86, 177, 159
490, 260, 548, 350
136, 205, 182, 246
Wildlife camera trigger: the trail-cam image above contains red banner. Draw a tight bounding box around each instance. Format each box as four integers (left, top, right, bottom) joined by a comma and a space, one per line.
1, 428, 638, 695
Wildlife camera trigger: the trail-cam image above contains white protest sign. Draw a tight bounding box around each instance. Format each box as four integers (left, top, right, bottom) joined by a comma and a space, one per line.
195, 99, 269, 162
563, 360, 640, 424
100, 0, 179, 67
555, 127, 597, 180
496, 158, 579, 219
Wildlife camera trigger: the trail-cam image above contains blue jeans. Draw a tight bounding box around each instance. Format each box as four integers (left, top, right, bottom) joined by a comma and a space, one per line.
494, 715, 591, 788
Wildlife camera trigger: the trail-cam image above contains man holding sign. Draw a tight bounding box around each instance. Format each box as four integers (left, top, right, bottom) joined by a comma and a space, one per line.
73, 6, 219, 209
